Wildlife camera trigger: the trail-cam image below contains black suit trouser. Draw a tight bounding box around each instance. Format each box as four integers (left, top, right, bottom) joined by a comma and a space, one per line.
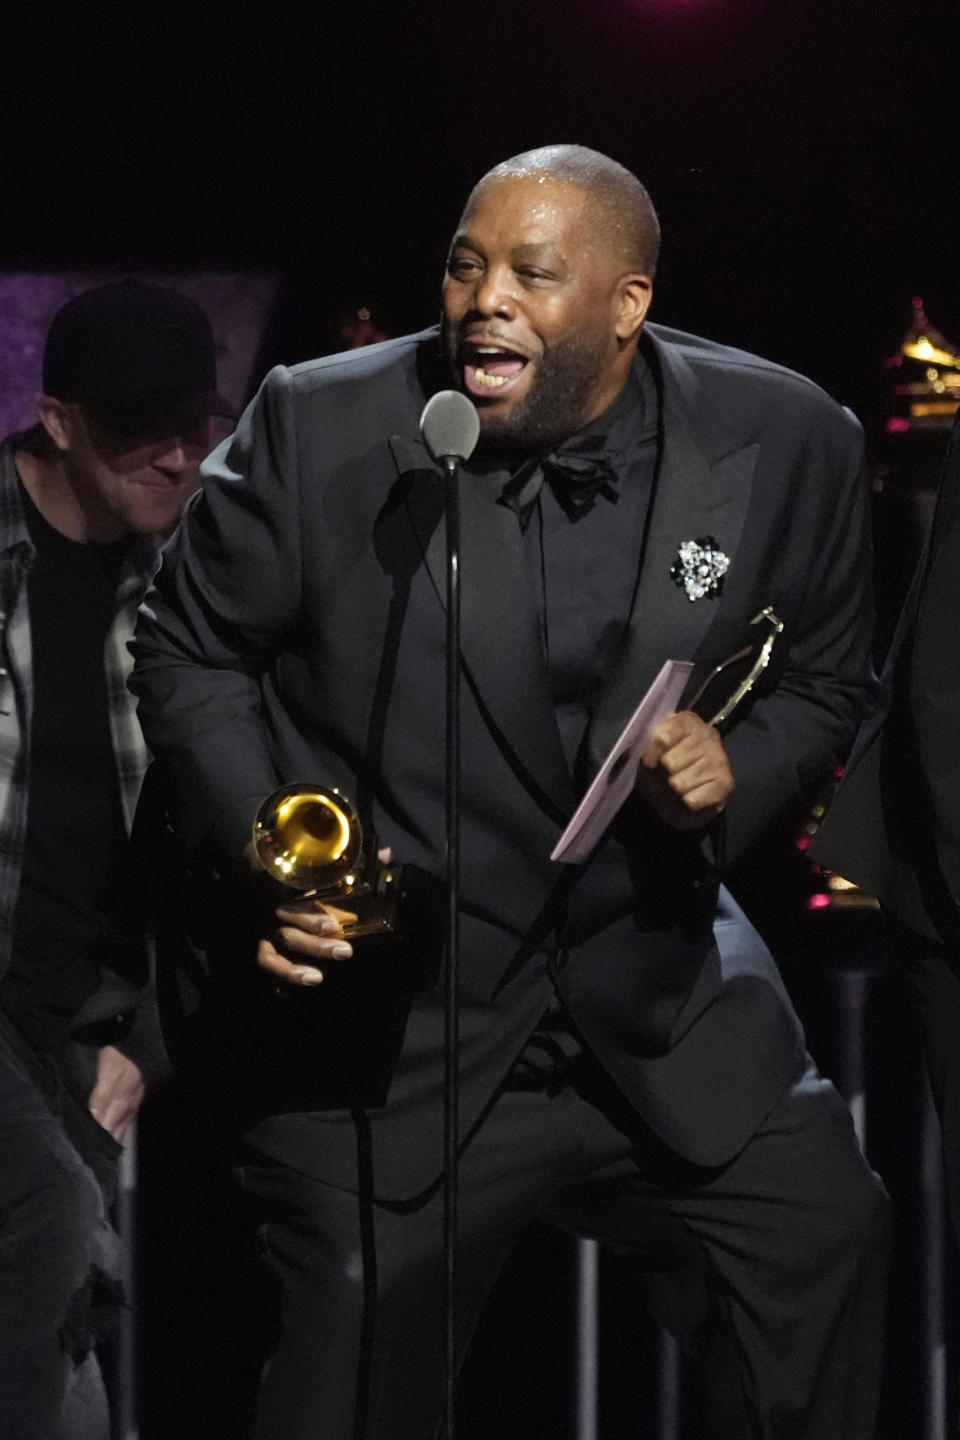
899, 940, 960, 1247
0, 1011, 122, 1440
235, 1051, 888, 1440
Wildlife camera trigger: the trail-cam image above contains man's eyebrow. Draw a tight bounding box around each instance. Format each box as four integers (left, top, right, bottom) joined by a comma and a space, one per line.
449, 232, 483, 254
512, 242, 562, 259
448, 235, 565, 264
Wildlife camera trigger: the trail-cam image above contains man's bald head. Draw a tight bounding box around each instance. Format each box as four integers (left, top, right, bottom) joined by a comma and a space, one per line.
470, 144, 661, 277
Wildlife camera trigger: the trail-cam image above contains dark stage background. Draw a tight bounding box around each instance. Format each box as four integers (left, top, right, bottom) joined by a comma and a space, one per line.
3, 0, 960, 1436
2, 0, 958, 435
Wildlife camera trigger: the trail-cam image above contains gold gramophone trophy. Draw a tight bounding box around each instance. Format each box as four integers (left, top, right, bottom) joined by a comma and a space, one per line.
252, 784, 403, 938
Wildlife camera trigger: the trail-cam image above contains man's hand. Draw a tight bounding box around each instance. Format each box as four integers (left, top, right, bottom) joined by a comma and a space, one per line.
636, 710, 734, 830
257, 900, 358, 989
88, 1045, 145, 1142
249, 841, 394, 990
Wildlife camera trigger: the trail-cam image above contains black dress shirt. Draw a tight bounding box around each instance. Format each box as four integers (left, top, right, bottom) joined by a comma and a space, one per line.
495, 360, 662, 1085
501, 360, 660, 777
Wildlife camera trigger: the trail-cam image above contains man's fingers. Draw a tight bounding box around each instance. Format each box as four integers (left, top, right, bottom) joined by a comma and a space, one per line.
665, 759, 734, 809
664, 751, 721, 793
98, 1099, 138, 1142
672, 779, 729, 811
642, 711, 705, 769
274, 922, 353, 960
641, 732, 670, 770
273, 904, 356, 959
89, 1047, 145, 1140
659, 728, 723, 773
257, 935, 326, 987
257, 900, 359, 988
274, 900, 358, 931
314, 902, 359, 928
635, 710, 734, 828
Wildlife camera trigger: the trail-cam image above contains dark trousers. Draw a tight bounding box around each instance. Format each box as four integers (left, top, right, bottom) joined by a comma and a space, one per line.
237, 1051, 889, 1440
903, 942, 960, 1251
0, 1011, 121, 1440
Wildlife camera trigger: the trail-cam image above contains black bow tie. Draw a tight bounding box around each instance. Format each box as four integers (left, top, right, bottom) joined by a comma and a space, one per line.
501, 436, 621, 527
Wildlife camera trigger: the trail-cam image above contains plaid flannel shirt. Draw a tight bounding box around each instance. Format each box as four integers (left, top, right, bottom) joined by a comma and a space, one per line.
0, 432, 159, 979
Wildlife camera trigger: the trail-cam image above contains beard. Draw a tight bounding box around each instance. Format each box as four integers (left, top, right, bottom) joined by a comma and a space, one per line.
442, 318, 610, 460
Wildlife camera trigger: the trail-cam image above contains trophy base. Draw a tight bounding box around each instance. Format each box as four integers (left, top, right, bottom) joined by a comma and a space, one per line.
302, 863, 405, 939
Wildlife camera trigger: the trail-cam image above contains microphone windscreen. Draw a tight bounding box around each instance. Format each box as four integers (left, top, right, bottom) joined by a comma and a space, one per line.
420, 390, 480, 466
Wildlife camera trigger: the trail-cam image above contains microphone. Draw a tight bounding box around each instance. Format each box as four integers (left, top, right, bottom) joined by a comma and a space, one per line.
419, 390, 480, 472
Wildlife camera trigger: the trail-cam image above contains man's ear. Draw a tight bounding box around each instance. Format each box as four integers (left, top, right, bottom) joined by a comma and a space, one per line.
615, 274, 653, 341
36, 396, 74, 453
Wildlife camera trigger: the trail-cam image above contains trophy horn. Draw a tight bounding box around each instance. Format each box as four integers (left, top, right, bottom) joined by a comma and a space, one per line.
252, 783, 404, 938
253, 785, 364, 894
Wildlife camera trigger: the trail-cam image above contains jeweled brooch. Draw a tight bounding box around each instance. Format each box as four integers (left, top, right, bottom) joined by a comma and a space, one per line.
670, 537, 730, 602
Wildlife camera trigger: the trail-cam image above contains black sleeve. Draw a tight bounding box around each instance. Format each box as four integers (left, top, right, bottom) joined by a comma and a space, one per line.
130, 364, 306, 866
720, 408, 876, 863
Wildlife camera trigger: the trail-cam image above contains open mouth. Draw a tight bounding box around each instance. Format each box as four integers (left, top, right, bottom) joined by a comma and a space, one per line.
461, 343, 530, 400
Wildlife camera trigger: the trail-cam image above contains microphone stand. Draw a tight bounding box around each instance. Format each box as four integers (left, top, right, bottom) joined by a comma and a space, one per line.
441, 452, 461, 1440
420, 389, 478, 1440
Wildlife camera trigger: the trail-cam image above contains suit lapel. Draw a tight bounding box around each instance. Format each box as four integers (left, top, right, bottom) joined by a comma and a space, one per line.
387, 434, 574, 821
391, 321, 764, 807
589, 332, 760, 762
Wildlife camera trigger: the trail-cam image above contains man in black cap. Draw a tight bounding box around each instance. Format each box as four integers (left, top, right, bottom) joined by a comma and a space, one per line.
0, 279, 230, 1440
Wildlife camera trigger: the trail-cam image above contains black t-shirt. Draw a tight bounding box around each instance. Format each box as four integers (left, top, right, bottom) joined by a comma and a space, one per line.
1, 484, 129, 1050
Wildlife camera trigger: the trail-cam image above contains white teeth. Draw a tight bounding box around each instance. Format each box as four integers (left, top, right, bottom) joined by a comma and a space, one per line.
474, 367, 507, 388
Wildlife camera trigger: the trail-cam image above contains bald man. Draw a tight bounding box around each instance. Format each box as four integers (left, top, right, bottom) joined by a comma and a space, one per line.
132, 146, 887, 1440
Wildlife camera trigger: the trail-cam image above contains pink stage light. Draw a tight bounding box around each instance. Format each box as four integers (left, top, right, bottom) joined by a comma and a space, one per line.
628, 0, 718, 7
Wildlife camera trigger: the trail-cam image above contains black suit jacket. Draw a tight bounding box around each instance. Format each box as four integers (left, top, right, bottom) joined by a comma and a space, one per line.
812, 412, 960, 948
131, 324, 873, 1198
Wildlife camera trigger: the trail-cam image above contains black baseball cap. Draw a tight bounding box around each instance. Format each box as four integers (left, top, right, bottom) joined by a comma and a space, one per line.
42, 279, 235, 437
